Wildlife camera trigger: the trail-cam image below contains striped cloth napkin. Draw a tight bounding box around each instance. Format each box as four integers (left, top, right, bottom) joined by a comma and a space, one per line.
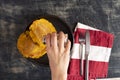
67, 23, 114, 80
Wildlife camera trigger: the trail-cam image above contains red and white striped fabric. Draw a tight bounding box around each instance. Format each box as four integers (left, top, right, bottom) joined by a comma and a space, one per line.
67, 23, 114, 80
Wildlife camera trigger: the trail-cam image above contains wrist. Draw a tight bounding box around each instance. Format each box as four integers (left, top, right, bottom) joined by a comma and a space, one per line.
51, 72, 67, 80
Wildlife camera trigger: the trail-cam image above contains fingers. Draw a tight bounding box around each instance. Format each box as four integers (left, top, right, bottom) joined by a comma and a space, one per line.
46, 32, 71, 54
51, 32, 57, 47
58, 31, 65, 51
45, 33, 51, 48
65, 40, 71, 53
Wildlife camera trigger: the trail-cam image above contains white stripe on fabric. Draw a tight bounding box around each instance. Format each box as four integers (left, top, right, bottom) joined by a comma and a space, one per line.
71, 43, 112, 62
75, 22, 100, 31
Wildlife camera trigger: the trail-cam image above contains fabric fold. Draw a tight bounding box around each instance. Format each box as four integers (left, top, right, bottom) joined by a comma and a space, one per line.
67, 22, 114, 80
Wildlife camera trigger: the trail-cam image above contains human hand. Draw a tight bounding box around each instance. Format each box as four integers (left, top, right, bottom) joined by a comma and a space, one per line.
45, 32, 71, 80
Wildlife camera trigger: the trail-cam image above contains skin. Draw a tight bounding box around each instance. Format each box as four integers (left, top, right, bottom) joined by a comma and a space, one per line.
45, 31, 71, 80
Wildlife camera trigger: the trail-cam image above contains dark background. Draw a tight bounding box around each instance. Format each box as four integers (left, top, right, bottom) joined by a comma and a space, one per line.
0, 0, 120, 80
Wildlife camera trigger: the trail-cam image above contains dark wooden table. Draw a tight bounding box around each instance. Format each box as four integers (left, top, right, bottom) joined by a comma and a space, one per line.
0, 0, 120, 80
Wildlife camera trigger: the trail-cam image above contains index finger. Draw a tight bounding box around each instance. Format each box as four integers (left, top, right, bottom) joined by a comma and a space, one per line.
45, 33, 51, 48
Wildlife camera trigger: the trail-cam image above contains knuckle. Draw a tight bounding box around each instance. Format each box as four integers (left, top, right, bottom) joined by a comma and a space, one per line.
52, 32, 57, 38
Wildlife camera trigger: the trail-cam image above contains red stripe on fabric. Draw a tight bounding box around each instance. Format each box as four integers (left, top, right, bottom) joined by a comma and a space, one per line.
67, 75, 83, 80
74, 28, 114, 48
68, 59, 108, 78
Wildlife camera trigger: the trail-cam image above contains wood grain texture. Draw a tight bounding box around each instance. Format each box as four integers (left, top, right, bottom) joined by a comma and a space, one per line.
0, 0, 120, 79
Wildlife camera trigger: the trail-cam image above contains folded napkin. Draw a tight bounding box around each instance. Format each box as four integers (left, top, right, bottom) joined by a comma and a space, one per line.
67, 23, 114, 80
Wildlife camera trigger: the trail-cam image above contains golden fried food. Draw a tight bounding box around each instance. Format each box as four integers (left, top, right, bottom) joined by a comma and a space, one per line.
17, 18, 56, 58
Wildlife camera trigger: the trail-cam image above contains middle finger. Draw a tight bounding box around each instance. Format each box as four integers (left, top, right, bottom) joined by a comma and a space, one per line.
58, 31, 65, 51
